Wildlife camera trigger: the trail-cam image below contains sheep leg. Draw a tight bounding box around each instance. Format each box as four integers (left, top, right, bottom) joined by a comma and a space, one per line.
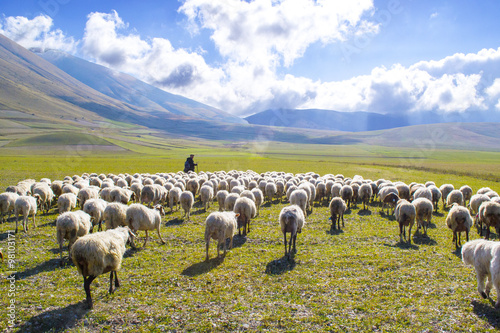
486, 227, 491, 240
143, 230, 149, 247
408, 224, 413, 244
15, 214, 19, 233
283, 232, 288, 257
205, 237, 210, 261
229, 235, 234, 250
84, 275, 96, 309
399, 224, 404, 242
292, 234, 297, 253
24, 215, 28, 233
32, 212, 37, 228
157, 225, 166, 244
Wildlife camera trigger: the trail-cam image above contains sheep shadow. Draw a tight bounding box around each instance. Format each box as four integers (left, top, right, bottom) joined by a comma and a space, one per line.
181, 257, 224, 277
412, 232, 438, 246
433, 211, 444, 217
0, 231, 12, 241
472, 299, 500, 329
451, 247, 463, 258
16, 300, 90, 333
41, 220, 57, 227
16, 258, 68, 280
357, 209, 372, 216
231, 235, 247, 249
265, 256, 296, 275
165, 217, 185, 227
383, 242, 419, 250
326, 227, 345, 236
123, 247, 140, 258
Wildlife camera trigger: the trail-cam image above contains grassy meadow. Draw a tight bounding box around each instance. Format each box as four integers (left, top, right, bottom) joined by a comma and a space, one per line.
1, 142, 500, 332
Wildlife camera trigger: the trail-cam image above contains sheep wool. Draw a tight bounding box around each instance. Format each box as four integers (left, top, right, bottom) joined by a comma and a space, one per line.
204, 211, 239, 261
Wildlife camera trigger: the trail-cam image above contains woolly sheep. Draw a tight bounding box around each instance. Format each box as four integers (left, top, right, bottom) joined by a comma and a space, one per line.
290, 189, 308, 217
57, 193, 77, 214
83, 198, 108, 232
15, 195, 38, 233
180, 191, 195, 221
240, 190, 256, 203
331, 183, 342, 199
395, 199, 416, 243
396, 183, 410, 201
224, 193, 240, 212
316, 182, 327, 204
265, 182, 277, 203
104, 202, 128, 230
126, 203, 166, 247
329, 197, 346, 230
32, 182, 54, 214
110, 187, 136, 205
71, 226, 134, 309
251, 188, 263, 216
130, 183, 143, 203
462, 239, 500, 308
186, 179, 199, 198
77, 186, 99, 208
340, 185, 353, 209
233, 197, 256, 236
460, 185, 473, 206
379, 186, 399, 215
204, 211, 239, 261
168, 187, 182, 212
440, 184, 454, 208
358, 183, 373, 211
0, 192, 19, 223
413, 187, 433, 202
446, 189, 464, 208
279, 205, 305, 258
216, 190, 229, 212
231, 185, 245, 195
479, 201, 500, 240
56, 210, 92, 264
200, 185, 214, 211
412, 197, 433, 235
428, 185, 442, 212
51, 180, 64, 197
445, 204, 473, 249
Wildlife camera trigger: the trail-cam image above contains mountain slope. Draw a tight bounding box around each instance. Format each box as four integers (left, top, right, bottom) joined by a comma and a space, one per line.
37, 49, 245, 124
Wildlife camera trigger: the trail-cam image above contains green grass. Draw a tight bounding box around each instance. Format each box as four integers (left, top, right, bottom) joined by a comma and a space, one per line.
0, 150, 500, 332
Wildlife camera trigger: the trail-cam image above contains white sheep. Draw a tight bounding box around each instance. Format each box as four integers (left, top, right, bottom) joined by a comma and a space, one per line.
130, 182, 143, 203
233, 197, 256, 236
126, 203, 166, 247
440, 184, 455, 208
460, 185, 473, 206
413, 187, 432, 202
56, 210, 92, 264
265, 182, 277, 203
358, 183, 373, 211
0, 192, 19, 222
71, 226, 134, 309
83, 198, 108, 232
329, 197, 346, 230
395, 199, 416, 243
57, 193, 77, 214
315, 182, 327, 204
200, 185, 214, 211
180, 191, 194, 220
446, 189, 464, 208
445, 203, 473, 249
240, 190, 256, 203
279, 205, 305, 258
340, 185, 353, 209
412, 197, 433, 235
168, 187, 182, 212
15, 195, 39, 233
251, 188, 263, 216
204, 211, 239, 261
216, 190, 229, 212
479, 201, 500, 240
32, 182, 54, 214
104, 202, 128, 230
224, 193, 240, 212
290, 189, 308, 217
462, 239, 500, 308
110, 187, 136, 205
77, 186, 100, 208
427, 185, 442, 212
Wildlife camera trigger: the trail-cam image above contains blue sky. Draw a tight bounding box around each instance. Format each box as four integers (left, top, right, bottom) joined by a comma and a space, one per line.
1, 0, 500, 117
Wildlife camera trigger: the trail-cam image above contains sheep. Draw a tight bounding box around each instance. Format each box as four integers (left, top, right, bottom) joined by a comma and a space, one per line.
71, 226, 134, 309
186, 179, 199, 198
104, 202, 128, 230
140, 184, 158, 207
110, 187, 136, 205
479, 201, 500, 240
32, 182, 54, 214
446, 189, 464, 208
290, 189, 308, 217
331, 183, 342, 199
231, 186, 245, 195
462, 239, 500, 308
427, 185, 442, 212
350, 183, 360, 207
51, 180, 64, 198
216, 190, 229, 212
265, 182, 277, 203
233, 197, 256, 236
56, 210, 92, 264
460, 185, 473, 206
298, 183, 312, 212
224, 193, 240, 212
200, 185, 214, 211
57, 193, 78, 214
340, 185, 353, 209
358, 183, 373, 211
83, 198, 108, 232
279, 205, 305, 258
180, 191, 194, 221
440, 184, 454, 208
77, 186, 99, 208
240, 190, 256, 203
395, 199, 416, 243
445, 204, 473, 249
168, 187, 182, 212
315, 182, 327, 204
130, 182, 143, 203
379, 186, 399, 215
14, 195, 39, 233
204, 211, 239, 261
251, 188, 264, 216
413, 187, 432, 202
126, 203, 166, 247
412, 197, 433, 235
396, 183, 410, 201
329, 197, 346, 230
0, 192, 19, 223
275, 180, 285, 202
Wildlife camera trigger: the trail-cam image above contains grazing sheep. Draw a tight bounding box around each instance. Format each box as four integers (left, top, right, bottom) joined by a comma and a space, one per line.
0, 192, 19, 222
204, 211, 239, 261
350, 183, 360, 207
413, 187, 433, 202
428, 185, 442, 212
200, 185, 214, 211
130, 182, 143, 203
316, 182, 327, 204
412, 197, 433, 235
180, 191, 195, 221
77, 186, 99, 208
186, 179, 199, 198
265, 182, 277, 203
71, 226, 134, 309
358, 183, 373, 211
14, 195, 38, 233
329, 197, 346, 230
396, 183, 410, 201
445, 204, 473, 249
83, 198, 108, 232
110, 187, 136, 205
290, 189, 308, 217
382, 192, 400, 216
440, 184, 455, 208
56, 210, 92, 264
340, 185, 353, 209
224, 193, 240, 212
104, 202, 128, 230
395, 199, 416, 243
460, 185, 473, 206
462, 239, 500, 308
379, 185, 398, 212
331, 183, 342, 199
57, 193, 78, 214
240, 190, 256, 203
251, 188, 264, 216
479, 201, 500, 240
126, 203, 166, 247
216, 190, 229, 212
233, 197, 256, 236
446, 190, 464, 208
168, 187, 182, 212
279, 205, 305, 258
32, 183, 54, 214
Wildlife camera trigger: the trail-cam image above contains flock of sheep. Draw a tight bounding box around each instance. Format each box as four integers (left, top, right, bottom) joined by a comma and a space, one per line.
1, 170, 500, 309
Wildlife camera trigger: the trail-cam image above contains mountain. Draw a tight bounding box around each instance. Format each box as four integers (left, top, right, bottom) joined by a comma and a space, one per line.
245, 108, 500, 132
36, 49, 245, 125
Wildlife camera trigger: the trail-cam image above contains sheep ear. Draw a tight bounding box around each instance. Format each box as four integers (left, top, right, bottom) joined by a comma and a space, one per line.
235, 213, 240, 218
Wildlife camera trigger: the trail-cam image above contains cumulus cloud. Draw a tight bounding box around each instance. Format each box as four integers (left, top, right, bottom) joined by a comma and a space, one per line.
0, 14, 77, 52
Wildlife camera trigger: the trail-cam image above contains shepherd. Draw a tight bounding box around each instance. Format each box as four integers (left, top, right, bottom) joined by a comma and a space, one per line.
184, 154, 197, 173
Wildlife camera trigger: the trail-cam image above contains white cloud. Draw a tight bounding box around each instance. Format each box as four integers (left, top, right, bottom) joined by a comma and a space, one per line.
0, 14, 76, 52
